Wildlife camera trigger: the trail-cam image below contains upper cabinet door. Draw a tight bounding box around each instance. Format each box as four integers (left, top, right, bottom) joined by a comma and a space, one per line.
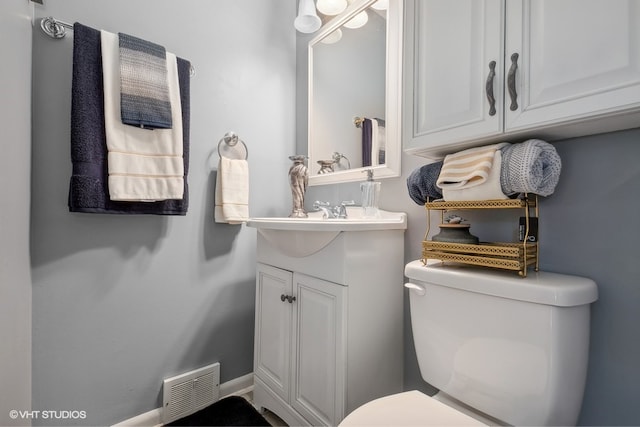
505, 0, 640, 131
403, 0, 505, 156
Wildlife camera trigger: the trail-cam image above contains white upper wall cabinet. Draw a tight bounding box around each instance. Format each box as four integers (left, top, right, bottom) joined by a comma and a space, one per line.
403, 0, 640, 159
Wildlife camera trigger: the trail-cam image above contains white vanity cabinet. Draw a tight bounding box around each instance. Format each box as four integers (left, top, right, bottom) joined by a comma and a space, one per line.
249, 223, 405, 426
254, 264, 346, 426
403, 0, 640, 158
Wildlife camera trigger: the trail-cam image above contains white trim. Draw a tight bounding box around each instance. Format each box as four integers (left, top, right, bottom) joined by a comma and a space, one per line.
111, 373, 255, 427
111, 408, 163, 427
220, 372, 254, 398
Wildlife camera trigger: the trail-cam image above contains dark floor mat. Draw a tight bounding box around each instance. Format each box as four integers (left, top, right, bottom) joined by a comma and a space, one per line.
166, 396, 271, 426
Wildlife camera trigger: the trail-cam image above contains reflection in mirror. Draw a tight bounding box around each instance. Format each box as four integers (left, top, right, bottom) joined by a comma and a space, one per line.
308, 0, 402, 186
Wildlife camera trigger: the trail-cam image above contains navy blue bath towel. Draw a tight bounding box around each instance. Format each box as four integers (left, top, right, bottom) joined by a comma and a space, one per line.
68, 22, 190, 215
361, 118, 373, 167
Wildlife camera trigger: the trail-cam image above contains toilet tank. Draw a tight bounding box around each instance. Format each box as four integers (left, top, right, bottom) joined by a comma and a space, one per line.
404, 261, 598, 426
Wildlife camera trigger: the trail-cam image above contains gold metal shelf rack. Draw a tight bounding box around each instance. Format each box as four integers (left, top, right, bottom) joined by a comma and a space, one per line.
422, 196, 539, 277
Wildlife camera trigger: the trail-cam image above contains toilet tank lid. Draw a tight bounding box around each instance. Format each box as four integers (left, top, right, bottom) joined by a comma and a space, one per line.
405, 260, 598, 307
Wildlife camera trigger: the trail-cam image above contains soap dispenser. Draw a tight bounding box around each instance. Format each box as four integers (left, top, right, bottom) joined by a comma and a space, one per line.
360, 169, 381, 218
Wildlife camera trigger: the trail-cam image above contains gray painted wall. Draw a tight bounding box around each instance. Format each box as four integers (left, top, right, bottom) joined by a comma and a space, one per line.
0, 1, 33, 426
29, 1, 295, 425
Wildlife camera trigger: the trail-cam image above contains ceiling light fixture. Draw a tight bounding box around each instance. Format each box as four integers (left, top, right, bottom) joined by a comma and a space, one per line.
316, 0, 348, 16
343, 10, 368, 29
371, 0, 389, 10
320, 29, 343, 44
294, 0, 322, 33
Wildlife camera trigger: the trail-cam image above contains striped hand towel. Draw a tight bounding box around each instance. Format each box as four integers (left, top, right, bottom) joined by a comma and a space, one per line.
119, 32, 172, 129
436, 143, 510, 190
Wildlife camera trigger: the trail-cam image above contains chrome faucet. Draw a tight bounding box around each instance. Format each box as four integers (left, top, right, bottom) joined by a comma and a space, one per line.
312, 201, 333, 218
313, 200, 355, 219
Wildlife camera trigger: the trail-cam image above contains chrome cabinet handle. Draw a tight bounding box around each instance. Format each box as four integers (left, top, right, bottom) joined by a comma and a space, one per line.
507, 52, 519, 111
485, 60, 496, 116
280, 294, 296, 303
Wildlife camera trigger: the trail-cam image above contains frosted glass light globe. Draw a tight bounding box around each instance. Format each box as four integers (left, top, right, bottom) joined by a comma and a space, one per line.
343, 10, 368, 29
317, 0, 348, 15
371, 0, 389, 10
321, 29, 343, 44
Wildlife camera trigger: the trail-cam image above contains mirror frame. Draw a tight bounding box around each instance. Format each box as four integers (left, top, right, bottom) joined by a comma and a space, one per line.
307, 0, 403, 186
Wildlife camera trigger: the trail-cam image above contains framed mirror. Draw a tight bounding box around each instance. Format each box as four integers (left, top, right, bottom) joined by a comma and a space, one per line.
307, 0, 402, 186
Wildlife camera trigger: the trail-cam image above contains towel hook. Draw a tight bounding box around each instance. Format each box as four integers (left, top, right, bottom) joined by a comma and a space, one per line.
217, 131, 248, 160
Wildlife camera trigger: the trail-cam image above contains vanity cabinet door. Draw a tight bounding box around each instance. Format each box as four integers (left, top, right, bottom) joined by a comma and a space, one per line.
291, 273, 346, 427
403, 0, 505, 156
254, 264, 293, 404
504, 0, 640, 132
254, 265, 346, 426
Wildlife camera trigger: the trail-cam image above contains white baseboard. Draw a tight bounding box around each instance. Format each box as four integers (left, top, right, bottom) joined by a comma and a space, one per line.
111, 373, 254, 427
219, 372, 254, 398
112, 408, 163, 427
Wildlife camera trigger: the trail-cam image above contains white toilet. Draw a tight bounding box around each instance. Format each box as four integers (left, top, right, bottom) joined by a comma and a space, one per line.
340, 260, 598, 426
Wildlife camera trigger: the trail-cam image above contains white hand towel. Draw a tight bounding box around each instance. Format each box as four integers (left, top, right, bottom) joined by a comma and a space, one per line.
442, 150, 509, 201
214, 157, 249, 224
437, 142, 509, 190
101, 30, 184, 201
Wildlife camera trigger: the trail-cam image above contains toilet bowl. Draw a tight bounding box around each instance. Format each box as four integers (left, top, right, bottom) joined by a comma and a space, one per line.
339, 390, 486, 426
340, 260, 598, 426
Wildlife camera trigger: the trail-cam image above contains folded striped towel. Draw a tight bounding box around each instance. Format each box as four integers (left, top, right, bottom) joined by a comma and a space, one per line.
119, 32, 172, 129
442, 150, 509, 201
436, 142, 510, 190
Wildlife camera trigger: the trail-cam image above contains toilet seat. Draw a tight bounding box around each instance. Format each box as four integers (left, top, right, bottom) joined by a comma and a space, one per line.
339, 391, 487, 426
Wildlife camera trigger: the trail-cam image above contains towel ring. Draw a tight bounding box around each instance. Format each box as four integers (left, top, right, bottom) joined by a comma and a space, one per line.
217, 131, 248, 160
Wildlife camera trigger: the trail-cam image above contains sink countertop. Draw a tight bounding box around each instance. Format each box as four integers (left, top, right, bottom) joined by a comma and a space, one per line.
247, 208, 407, 232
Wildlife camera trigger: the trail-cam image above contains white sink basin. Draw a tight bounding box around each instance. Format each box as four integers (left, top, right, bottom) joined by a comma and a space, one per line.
247, 208, 407, 257
247, 207, 407, 232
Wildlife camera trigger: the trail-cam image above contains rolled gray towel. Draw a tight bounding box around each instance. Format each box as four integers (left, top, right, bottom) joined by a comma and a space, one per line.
500, 139, 561, 197
407, 161, 443, 205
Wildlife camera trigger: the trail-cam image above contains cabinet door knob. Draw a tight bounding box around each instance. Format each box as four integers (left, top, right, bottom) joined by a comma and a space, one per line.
485, 60, 497, 116
507, 52, 519, 111
280, 294, 287, 302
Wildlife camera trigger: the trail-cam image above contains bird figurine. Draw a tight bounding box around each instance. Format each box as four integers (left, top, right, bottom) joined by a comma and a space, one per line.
445, 215, 465, 224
